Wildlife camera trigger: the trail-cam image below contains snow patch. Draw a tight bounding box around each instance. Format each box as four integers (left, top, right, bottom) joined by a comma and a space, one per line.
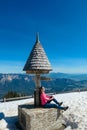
0, 92, 87, 130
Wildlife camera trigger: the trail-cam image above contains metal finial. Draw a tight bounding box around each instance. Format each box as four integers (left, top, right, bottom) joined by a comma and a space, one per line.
36, 32, 39, 43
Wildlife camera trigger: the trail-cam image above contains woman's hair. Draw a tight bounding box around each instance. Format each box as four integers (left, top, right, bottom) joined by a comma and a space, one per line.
39, 86, 44, 93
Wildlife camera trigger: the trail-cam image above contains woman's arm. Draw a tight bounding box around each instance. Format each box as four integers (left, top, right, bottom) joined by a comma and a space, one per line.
46, 94, 54, 98
49, 96, 54, 100
41, 93, 50, 100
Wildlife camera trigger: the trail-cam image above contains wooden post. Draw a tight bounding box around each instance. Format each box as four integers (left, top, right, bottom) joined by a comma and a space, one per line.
34, 74, 41, 107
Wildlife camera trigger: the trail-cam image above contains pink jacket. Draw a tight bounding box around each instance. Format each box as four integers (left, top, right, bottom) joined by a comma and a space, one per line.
40, 92, 51, 105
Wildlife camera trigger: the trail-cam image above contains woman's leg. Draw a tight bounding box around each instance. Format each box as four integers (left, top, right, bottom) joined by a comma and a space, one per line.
43, 103, 65, 110
52, 98, 60, 105
47, 98, 62, 105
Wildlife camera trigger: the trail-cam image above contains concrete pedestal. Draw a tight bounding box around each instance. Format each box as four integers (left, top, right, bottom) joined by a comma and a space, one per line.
18, 103, 63, 130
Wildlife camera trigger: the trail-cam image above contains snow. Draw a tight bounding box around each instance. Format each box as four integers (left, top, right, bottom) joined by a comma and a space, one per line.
0, 98, 34, 130
0, 92, 87, 130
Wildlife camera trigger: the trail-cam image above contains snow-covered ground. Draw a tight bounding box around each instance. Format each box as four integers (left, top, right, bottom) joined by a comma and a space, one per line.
0, 91, 87, 130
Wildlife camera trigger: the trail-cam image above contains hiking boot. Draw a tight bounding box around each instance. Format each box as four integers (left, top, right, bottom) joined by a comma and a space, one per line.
64, 106, 69, 111
59, 102, 63, 106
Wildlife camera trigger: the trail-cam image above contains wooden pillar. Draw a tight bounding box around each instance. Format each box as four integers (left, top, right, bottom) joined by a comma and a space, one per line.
34, 74, 41, 107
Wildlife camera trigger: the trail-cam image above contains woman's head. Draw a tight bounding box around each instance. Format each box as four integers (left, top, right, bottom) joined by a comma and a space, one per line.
40, 86, 45, 93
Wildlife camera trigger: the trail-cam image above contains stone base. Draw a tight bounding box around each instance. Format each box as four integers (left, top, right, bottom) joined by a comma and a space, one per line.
18, 103, 63, 130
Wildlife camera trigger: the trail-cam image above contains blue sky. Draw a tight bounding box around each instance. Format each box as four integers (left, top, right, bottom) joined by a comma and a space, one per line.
0, 0, 87, 73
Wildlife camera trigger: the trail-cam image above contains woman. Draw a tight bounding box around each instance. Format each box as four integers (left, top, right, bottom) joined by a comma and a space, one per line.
40, 86, 69, 111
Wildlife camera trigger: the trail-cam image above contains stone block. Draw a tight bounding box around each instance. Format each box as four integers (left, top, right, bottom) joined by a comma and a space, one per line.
18, 103, 63, 130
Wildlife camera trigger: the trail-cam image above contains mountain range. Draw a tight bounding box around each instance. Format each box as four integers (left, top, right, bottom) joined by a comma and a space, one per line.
47, 72, 87, 80
0, 73, 87, 98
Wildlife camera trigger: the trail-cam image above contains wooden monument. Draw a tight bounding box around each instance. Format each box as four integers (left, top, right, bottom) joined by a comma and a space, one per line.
23, 33, 52, 107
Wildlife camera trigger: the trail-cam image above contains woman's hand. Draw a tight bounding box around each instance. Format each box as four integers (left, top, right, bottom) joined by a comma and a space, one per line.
50, 96, 54, 100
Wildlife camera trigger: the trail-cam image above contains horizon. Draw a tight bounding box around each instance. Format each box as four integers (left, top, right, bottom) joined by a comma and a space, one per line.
0, 72, 87, 75
0, 0, 87, 73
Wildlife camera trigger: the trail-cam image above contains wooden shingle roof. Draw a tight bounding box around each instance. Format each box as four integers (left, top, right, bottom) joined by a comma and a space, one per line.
23, 33, 52, 74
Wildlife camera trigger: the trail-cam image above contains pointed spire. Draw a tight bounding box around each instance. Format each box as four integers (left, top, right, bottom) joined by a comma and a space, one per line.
36, 32, 40, 43
23, 33, 52, 74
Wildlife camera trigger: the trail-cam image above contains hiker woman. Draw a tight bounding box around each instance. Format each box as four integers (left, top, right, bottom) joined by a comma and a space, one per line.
40, 86, 69, 111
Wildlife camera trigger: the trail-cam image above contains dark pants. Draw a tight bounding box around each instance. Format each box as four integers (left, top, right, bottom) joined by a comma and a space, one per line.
43, 98, 64, 110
